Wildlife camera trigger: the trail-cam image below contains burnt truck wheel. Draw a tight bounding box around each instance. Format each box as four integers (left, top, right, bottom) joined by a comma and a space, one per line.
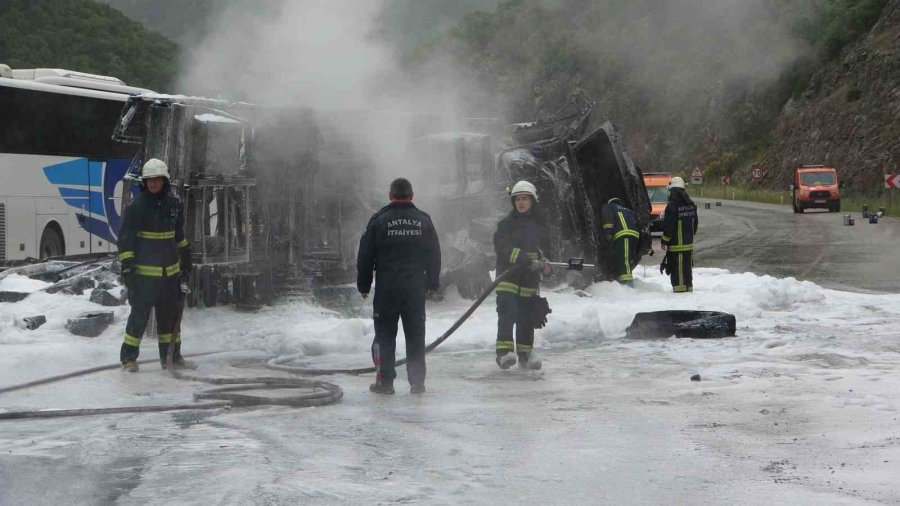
626, 310, 737, 339
39, 224, 65, 259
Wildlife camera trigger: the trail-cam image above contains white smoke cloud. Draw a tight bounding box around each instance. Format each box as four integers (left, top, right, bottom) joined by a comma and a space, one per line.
178, 0, 394, 109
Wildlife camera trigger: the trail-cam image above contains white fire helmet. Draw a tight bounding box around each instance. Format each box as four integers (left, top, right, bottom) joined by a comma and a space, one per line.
141, 158, 170, 181
510, 180, 538, 202
668, 176, 686, 190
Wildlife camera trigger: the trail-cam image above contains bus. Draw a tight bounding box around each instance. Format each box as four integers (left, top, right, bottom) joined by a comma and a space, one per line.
0, 65, 151, 261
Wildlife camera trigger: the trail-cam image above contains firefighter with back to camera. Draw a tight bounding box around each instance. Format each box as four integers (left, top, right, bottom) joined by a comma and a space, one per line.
118, 159, 194, 372
600, 197, 640, 287
660, 176, 698, 293
357, 178, 441, 395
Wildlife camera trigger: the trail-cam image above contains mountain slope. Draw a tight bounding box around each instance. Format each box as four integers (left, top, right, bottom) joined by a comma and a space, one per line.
760, 0, 900, 189
0, 0, 179, 91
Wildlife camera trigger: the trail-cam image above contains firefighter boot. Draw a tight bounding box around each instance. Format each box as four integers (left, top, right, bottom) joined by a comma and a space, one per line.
518, 352, 543, 370
158, 343, 170, 369
122, 361, 139, 372
369, 377, 395, 395
496, 351, 517, 370
410, 384, 426, 395
171, 342, 197, 369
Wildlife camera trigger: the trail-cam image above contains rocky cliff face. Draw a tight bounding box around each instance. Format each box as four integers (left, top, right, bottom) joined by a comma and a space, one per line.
760, 0, 900, 191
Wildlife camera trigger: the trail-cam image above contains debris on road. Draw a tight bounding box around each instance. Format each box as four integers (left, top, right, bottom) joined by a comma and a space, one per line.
65, 311, 115, 337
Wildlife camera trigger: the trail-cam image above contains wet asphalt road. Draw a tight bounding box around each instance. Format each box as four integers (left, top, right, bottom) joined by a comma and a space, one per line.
643, 198, 900, 293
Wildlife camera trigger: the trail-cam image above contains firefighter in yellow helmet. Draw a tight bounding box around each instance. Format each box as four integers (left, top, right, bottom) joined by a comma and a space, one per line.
493, 180, 549, 370
117, 159, 193, 372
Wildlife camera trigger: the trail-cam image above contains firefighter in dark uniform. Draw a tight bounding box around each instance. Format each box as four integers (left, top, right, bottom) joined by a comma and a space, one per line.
660, 176, 698, 293
357, 178, 441, 395
600, 197, 640, 286
118, 159, 193, 372
493, 180, 549, 370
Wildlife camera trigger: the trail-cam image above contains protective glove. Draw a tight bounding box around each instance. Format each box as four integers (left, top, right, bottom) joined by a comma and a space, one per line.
659, 255, 669, 275
179, 249, 193, 279
120, 259, 136, 290
529, 258, 548, 273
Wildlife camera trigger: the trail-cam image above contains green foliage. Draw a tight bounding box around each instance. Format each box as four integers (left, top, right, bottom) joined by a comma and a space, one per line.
794, 0, 889, 58
412, 0, 891, 175
0, 0, 179, 91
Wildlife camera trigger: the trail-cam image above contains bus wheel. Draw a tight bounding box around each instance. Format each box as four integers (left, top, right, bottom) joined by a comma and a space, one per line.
39, 224, 65, 259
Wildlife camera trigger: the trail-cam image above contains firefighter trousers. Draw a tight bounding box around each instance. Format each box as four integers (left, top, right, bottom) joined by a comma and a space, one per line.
612, 237, 637, 283
667, 250, 693, 293
120, 274, 182, 363
496, 292, 534, 356
372, 283, 427, 387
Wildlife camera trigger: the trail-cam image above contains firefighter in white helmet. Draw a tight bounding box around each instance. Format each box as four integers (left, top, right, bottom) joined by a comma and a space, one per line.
660, 176, 698, 292
492, 180, 550, 370
117, 158, 193, 371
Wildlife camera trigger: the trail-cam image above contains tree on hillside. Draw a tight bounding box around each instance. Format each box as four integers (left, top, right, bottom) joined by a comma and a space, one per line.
0, 0, 179, 91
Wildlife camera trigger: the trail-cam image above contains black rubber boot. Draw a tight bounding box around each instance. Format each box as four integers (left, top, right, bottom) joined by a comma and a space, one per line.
410, 384, 426, 394
158, 343, 169, 369
369, 378, 395, 395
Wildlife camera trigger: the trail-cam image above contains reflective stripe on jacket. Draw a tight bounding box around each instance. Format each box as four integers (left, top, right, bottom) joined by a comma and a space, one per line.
661, 193, 698, 252
600, 202, 640, 241
117, 190, 190, 277
493, 209, 546, 297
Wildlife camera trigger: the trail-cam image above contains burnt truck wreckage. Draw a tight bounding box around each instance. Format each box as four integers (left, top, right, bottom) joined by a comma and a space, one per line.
113, 95, 333, 309
500, 99, 653, 282
111, 94, 649, 308
419, 99, 652, 297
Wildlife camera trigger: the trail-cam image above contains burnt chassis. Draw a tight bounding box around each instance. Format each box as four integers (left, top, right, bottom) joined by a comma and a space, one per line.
113, 96, 338, 309
495, 102, 652, 285
410, 101, 652, 296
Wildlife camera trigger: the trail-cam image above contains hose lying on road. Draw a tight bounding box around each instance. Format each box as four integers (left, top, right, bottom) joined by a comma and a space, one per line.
0, 351, 343, 421
266, 266, 518, 376
0, 266, 519, 419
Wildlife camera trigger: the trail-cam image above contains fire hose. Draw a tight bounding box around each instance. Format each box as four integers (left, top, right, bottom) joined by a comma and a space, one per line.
266, 266, 520, 375
0, 267, 520, 420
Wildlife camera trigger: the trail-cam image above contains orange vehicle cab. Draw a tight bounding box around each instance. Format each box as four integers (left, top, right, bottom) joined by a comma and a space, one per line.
792, 165, 841, 213
643, 172, 672, 230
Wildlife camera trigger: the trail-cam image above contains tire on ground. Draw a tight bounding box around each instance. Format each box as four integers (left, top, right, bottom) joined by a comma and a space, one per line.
626, 310, 736, 339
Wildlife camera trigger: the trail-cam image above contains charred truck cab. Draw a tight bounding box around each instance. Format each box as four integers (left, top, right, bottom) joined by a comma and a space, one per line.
498, 98, 652, 283
113, 95, 326, 309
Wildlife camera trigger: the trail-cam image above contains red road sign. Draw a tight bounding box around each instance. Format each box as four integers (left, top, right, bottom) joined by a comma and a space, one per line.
885, 173, 900, 189
750, 166, 765, 179
722, 176, 730, 185
691, 167, 703, 178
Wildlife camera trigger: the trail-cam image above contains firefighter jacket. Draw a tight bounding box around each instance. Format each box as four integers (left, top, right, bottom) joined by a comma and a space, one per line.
600, 201, 640, 242
117, 189, 190, 278
493, 209, 546, 298
357, 201, 441, 294
661, 189, 699, 252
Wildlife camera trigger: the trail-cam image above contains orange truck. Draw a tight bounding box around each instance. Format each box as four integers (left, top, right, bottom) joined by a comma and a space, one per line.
791, 165, 842, 213
643, 172, 672, 230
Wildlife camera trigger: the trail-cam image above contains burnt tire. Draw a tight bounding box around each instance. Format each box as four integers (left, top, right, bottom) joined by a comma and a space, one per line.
39, 224, 65, 259
626, 310, 736, 339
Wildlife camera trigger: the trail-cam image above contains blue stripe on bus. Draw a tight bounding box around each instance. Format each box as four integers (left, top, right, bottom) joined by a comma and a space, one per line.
57, 188, 106, 217
81, 215, 117, 243
42, 159, 90, 186
88, 161, 103, 187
